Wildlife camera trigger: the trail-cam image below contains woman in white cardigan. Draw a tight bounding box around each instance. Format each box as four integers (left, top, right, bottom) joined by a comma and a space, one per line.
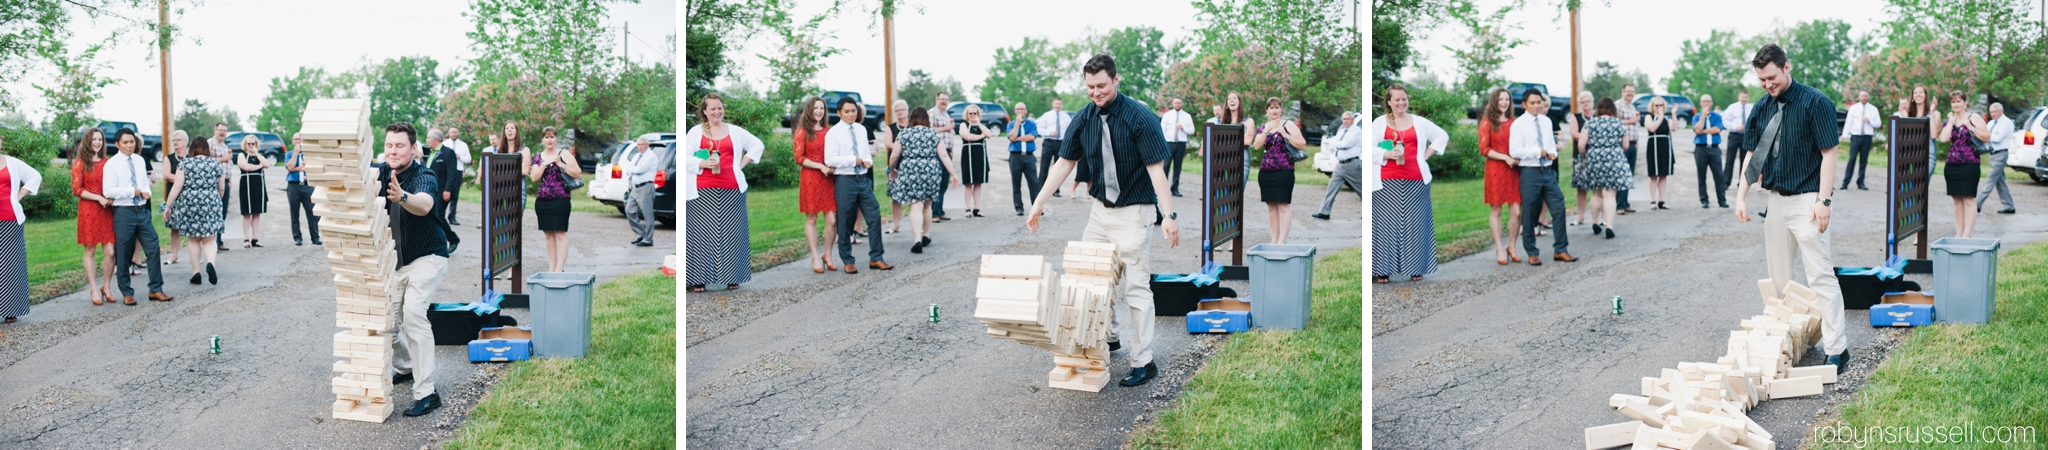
0, 133, 42, 322
1369, 84, 1449, 284
683, 93, 765, 293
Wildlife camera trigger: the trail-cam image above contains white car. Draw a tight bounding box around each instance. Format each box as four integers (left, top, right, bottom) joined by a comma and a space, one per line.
1313, 144, 1336, 175
589, 141, 637, 213
2008, 106, 2047, 183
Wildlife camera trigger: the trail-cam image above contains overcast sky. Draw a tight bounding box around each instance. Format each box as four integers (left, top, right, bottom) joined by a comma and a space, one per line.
2, 0, 677, 135
1397, 0, 2006, 95
712, 0, 1362, 105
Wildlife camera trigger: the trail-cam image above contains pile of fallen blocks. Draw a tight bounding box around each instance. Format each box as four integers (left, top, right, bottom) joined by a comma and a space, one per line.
1585, 279, 1841, 450
974, 242, 1119, 392
298, 98, 403, 423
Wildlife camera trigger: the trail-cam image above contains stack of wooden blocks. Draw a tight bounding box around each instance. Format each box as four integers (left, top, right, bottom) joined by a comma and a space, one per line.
973, 241, 1120, 392
1584, 279, 1840, 450
298, 98, 403, 423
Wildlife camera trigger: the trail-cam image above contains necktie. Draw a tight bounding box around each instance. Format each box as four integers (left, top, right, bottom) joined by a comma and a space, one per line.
846, 126, 864, 175
1100, 116, 1118, 202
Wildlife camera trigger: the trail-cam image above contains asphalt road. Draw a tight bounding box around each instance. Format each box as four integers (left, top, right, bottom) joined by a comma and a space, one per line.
0, 166, 675, 448
686, 136, 1365, 448
1370, 129, 2048, 448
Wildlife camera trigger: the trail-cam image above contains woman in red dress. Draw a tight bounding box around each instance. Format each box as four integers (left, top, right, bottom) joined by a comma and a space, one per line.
792, 96, 840, 273
71, 129, 117, 305
1478, 88, 1523, 265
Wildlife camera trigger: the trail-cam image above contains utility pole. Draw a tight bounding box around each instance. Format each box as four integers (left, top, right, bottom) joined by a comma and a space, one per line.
624, 21, 631, 137
159, 0, 171, 146
1569, 6, 1581, 115
883, 13, 896, 125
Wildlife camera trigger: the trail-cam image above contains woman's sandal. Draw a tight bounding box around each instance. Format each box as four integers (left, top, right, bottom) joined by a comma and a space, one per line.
1411, 276, 1424, 281
1495, 248, 1509, 265
90, 287, 104, 306
3, 317, 14, 323
1373, 276, 1390, 284
812, 255, 826, 274
688, 284, 707, 293
727, 284, 740, 290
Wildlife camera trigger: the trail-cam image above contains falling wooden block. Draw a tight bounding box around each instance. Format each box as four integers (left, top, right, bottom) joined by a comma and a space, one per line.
1767, 375, 1825, 399
1756, 278, 1780, 300
1785, 365, 1838, 384
980, 255, 1048, 279
1584, 420, 1643, 450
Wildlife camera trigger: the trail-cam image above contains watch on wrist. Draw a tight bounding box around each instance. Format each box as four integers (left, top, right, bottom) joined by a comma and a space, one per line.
1821, 198, 1832, 207
1167, 212, 1178, 220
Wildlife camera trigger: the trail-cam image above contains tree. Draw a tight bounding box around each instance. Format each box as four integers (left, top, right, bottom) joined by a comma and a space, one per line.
0, 1, 196, 108
172, 99, 244, 140
1190, 0, 1361, 107
1444, 0, 1529, 105
254, 67, 349, 142
438, 75, 570, 151
758, 8, 841, 109
366, 56, 447, 149
1751, 19, 1867, 104
979, 37, 1061, 111
1876, 0, 2048, 105
1098, 27, 1172, 106
1665, 30, 1749, 107
1158, 45, 1292, 115
33, 42, 120, 136
464, 0, 625, 142
1372, 0, 1449, 94
897, 69, 966, 111
1582, 61, 1624, 100
1845, 38, 1980, 110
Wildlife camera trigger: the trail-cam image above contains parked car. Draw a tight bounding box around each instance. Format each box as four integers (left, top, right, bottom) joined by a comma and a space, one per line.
653, 140, 677, 227
2010, 106, 2047, 183
1466, 82, 1573, 131
944, 101, 1010, 131
224, 131, 287, 162
1631, 94, 1698, 125
592, 136, 678, 221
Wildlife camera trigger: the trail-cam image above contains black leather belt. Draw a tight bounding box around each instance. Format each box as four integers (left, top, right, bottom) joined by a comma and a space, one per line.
113, 205, 149, 209
1338, 157, 1358, 164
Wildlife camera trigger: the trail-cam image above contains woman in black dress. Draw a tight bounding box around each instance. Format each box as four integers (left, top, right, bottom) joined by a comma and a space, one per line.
234, 135, 272, 247
1255, 97, 1309, 244
1642, 96, 1676, 210
955, 105, 991, 217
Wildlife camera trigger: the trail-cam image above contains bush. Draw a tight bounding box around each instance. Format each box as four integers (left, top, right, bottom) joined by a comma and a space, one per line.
25, 166, 75, 220
1429, 124, 1484, 181
719, 93, 784, 137
742, 132, 799, 190
1405, 85, 1470, 130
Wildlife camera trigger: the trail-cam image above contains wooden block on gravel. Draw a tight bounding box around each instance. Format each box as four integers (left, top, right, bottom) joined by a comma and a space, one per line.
1785, 365, 1837, 384
1583, 420, 1642, 450
1767, 375, 1824, 399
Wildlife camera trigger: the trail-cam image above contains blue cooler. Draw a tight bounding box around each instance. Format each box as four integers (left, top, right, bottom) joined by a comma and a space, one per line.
1186, 298, 1251, 333
1870, 291, 1935, 327
468, 326, 533, 362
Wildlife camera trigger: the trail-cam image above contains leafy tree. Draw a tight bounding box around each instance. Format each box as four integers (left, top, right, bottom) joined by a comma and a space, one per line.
1845, 38, 1980, 110
1443, 0, 1529, 105
980, 37, 1061, 111
254, 67, 349, 142
686, 0, 756, 113
758, 8, 841, 109
1876, 0, 2048, 105
1371, 0, 1447, 93
896, 69, 966, 111
1582, 61, 1624, 101
1666, 29, 1749, 107
1747, 19, 1867, 104
172, 99, 244, 141
438, 75, 569, 152
1190, 0, 1361, 108
1158, 45, 1292, 116
33, 42, 120, 136
366, 56, 447, 148
464, 0, 625, 143
1099, 26, 1172, 106
0, 1, 196, 108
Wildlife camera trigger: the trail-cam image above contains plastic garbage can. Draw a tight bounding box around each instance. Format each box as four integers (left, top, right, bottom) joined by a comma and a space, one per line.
1930, 238, 1999, 324
1246, 244, 1317, 330
527, 272, 597, 357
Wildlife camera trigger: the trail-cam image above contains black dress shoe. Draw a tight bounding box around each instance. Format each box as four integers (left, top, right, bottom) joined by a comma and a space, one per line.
295, 239, 304, 246
911, 240, 926, 253
312, 239, 324, 246
1702, 203, 1711, 209
190, 272, 203, 285
1592, 223, 1604, 235
392, 371, 413, 384
1311, 213, 1330, 220
1119, 363, 1158, 387
635, 242, 653, 247
1856, 184, 1869, 190
1719, 201, 1730, 208
1999, 208, 2017, 214
921, 236, 932, 247
1172, 192, 1183, 197
403, 393, 441, 416
1107, 340, 1121, 352
1826, 351, 1850, 375
205, 263, 218, 285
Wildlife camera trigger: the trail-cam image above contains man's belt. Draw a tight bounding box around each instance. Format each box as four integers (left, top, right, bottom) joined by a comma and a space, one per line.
1338, 157, 1359, 164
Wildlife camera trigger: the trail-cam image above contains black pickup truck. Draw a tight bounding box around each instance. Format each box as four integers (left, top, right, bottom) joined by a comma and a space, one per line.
781, 90, 884, 133
1467, 82, 1572, 129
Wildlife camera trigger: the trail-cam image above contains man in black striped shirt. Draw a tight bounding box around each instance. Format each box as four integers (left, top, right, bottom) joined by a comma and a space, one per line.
1024, 54, 1180, 387
376, 122, 455, 417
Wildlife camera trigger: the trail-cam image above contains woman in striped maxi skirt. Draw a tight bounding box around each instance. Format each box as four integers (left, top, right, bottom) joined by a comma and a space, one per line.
683, 92, 764, 292
1369, 84, 1445, 284
0, 140, 44, 322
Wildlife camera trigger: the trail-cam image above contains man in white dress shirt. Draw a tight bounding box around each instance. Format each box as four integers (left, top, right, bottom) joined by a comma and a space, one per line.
1037, 96, 1074, 198
828, 97, 893, 272
1161, 98, 1195, 197
1508, 89, 1577, 264
103, 130, 174, 304
1978, 103, 2017, 214
1721, 90, 1752, 200
1839, 91, 1881, 191
1312, 112, 1362, 220
928, 93, 957, 221
444, 126, 471, 225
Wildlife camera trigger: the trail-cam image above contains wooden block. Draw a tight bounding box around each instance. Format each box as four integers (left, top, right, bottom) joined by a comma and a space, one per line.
332, 399, 393, 423
1609, 394, 1649, 408
1629, 424, 1688, 450
1584, 420, 1643, 450
1756, 278, 1780, 300
1047, 365, 1076, 382
1767, 376, 1824, 399
1047, 367, 1110, 392
1785, 365, 1837, 384
332, 399, 356, 413
1066, 241, 1115, 256
1615, 399, 1666, 428
1683, 429, 1741, 450
976, 277, 1045, 302
980, 255, 1047, 279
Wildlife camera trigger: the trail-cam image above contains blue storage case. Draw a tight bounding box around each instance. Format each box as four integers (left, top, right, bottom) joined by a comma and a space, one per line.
468, 326, 534, 362
1870, 303, 1933, 327
1186, 298, 1251, 333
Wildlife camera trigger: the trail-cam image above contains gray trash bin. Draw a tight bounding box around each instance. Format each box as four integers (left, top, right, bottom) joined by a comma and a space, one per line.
527, 272, 597, 357
1930, 237, 1999, 324
1246, 244, 1317, 330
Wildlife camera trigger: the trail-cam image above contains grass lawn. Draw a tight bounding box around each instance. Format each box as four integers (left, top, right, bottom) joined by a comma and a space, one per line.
26, 217, 176, 306
1424, 146, 1582, 262
1128, 247, 1362, 449
1811, 240, 2048, 449
445, 269, 676, 449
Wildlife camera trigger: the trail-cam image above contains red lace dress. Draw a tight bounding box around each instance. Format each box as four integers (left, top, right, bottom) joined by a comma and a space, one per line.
1479, 120, 1521, 206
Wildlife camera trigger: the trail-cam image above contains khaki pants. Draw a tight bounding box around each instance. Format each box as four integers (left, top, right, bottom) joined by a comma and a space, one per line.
1763, 192, 1847, 355
389, 255, 450, 399
1084, 202, 1156, 368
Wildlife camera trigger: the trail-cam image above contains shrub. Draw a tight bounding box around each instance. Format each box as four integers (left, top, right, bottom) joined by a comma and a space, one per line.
742, 132, 799, 190
25, 166, 75, 220
1404, 85, 1470, 131
1429, 124, 1484, 181
718, 93, 784, 138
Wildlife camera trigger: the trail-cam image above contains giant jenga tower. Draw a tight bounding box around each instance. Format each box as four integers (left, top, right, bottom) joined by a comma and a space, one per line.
974, 241, 1119, 392
298, 99, 402, 423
